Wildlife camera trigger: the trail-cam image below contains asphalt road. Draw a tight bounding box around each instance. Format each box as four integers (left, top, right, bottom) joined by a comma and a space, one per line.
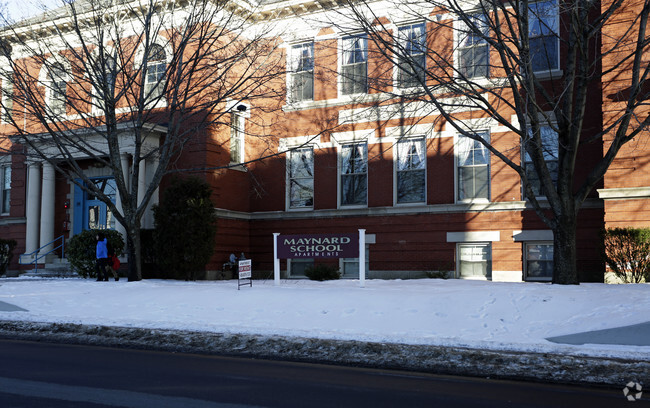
0, 339, 643, 408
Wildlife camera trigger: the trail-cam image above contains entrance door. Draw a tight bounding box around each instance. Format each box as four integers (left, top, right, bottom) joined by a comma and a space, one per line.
73, 177, 116, 234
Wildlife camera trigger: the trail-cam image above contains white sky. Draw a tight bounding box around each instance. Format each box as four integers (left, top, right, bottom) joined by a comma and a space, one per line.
5, 0, 62, 21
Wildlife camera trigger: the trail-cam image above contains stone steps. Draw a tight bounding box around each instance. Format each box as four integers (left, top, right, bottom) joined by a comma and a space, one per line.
22, 259, 77, 278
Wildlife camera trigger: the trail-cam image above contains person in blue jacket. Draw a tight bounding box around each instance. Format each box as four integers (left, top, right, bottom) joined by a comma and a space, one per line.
95, 232, 109, 281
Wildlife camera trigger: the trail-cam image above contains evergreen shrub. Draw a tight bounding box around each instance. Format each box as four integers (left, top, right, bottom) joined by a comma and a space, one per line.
305, 264, 341, 281
153, 177, 217, 280
0, 238, 17, 276
67, 229, 124, 278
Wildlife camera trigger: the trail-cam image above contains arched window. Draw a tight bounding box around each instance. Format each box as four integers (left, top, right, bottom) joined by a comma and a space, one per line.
47, 62, 68, 116
144, 44, 166, 100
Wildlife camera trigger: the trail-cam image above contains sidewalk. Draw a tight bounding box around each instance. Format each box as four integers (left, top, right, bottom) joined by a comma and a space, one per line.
547, 322, 650, 347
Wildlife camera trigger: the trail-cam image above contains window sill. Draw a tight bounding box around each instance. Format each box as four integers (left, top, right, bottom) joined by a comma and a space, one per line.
228, 163, 247, 172
144, 99, 168, 110
456, 199, 490, 205
395, 201, 427, 207
339, 204, 367, 210
283, 93, 384, 112
524, 277, 552, 282
530, 69, 563, 81
392, 86, 426, 96
286, 207, 314, 212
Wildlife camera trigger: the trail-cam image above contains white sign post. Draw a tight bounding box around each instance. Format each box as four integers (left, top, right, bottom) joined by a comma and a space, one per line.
359, 229, 366, 288
273, 232, 280, 286
238, 259, 252, 290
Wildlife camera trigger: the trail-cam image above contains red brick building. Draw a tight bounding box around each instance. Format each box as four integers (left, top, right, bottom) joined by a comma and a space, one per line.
0, 0, 648, 282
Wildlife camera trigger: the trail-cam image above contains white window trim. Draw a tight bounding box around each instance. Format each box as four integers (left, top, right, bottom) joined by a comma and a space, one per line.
454, 131, 491, 204
339, 244, 370, 278
287, 258, 314, 278
447, 231, 501, 242
456, 242, 492, 280
226, 99, 251, 166
393, 136, 427, 206
527, 0, 561, 75
523, 241, 553, 282
522, 123, 558, 200
338, 34, 368, 98
287, 41, 315, 104
454, 12, 490, 80
89, 47, 119, 116
338, 141, 369, 209
38, 58, 72, 119
134, 40, 173, 109
393, 21, 427, 90
1, 79, 12, 124
1, 163, 11, 214
285, 145, 315, 211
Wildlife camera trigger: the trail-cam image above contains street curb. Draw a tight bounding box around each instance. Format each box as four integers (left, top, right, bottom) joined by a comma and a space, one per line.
0, 320, 647, 387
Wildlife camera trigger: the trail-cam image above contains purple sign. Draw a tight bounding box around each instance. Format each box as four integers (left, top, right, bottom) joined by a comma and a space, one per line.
277, 233, 359, 259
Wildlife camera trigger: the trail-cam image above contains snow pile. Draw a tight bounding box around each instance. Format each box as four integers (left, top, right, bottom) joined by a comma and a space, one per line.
0, 277, 649, 360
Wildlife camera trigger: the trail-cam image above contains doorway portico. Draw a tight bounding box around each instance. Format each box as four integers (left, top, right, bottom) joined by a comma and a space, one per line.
21, 126, 163, 262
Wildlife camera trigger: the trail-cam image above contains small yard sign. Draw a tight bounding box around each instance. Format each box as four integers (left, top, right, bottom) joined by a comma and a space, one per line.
238, 259, 252, 290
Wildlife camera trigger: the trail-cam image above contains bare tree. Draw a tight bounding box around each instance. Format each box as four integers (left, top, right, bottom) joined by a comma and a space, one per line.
322, 0, 650, 283
0, 0, 284, 280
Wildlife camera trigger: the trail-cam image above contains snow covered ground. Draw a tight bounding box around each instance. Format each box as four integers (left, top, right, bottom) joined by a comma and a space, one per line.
0, 277, 649, 361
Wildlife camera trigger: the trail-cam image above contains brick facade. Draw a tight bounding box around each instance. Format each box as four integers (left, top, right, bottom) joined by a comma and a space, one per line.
0, 0, 647, 282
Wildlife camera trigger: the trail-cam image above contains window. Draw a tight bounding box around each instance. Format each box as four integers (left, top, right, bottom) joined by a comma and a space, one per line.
458, 243, 491, 279
524, 125, 558, 197
290, 43, 314, 102
145, 44, 166, 100
341, 246, 369, 278
92, 54, 117, 114
396, 137, 426, 203
1, 165, 10, 214
524, 242, 553, 281
230, 111, 245, 163
458, 13, 489, 78
457, 132, 490, 201
288, 147, 314, 209
288, 258, 314, 278
47, 62, 67, 116
341, 35, 367, 95
340, 143, 367, 206
1, 80, 12, 123
86, 177, 116, 230
397, 23, 426, 88
528, 0, 559, 72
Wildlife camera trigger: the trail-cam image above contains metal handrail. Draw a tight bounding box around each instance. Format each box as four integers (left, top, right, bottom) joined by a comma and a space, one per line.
19, 235, 65, 273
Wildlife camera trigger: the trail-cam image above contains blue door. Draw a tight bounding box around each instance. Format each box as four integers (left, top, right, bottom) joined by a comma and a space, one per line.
73, 177, 116, 235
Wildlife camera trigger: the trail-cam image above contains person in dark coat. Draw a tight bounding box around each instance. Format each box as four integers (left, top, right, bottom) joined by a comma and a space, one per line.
95, 232, 109, 281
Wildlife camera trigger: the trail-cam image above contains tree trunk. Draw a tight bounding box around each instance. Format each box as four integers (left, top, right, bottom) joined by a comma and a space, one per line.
552, 218, 580, 284
126, 227, 143, 282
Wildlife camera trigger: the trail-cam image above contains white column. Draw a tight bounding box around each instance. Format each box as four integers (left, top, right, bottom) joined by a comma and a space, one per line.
144, 156, 159, 229
359, 229, 366, 288
273, 233, 280, 286
24, 163, 41, 256
137, 158, 146, 206
115, 153, 129, 242
39, 162, 56, 254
